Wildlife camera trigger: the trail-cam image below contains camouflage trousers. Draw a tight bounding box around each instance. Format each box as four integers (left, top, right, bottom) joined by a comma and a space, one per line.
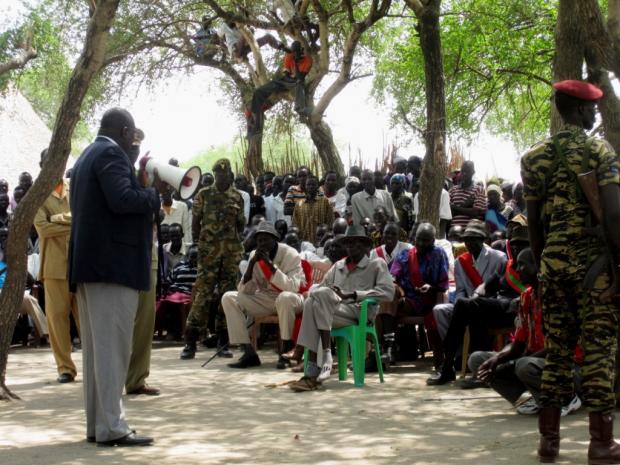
186, 251, 242, 333
540, 274, 617, 413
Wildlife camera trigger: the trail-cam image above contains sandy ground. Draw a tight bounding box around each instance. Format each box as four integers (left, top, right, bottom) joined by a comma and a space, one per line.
0, 344, 612, 465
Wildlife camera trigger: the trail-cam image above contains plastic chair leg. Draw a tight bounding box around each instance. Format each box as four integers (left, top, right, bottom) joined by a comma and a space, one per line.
303, 347, 308, 374
352, 329, 367, 387
336, 336, 348, 381
371, 332, 384, 383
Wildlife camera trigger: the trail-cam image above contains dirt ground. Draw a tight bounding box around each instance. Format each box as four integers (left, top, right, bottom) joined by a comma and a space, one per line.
0, 344, 609, 465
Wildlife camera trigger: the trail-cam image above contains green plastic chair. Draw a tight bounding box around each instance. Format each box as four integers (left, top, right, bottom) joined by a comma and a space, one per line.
303, 298, 384, 387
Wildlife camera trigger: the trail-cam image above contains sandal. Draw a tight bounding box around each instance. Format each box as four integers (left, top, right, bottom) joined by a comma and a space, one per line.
289, 376, 321, 392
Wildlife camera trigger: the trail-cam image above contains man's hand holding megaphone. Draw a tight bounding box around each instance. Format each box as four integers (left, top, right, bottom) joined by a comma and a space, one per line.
139, 153, 169, 194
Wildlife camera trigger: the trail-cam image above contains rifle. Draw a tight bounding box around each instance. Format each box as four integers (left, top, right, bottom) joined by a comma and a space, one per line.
577, 154, 620, 303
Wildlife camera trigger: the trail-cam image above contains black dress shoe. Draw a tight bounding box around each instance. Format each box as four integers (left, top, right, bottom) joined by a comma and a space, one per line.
97, 432, 153, 447
276, 355, 291, 370
228, 352, 261, 369
87, 436, 96, 443
426, 369, 456, 386
57, 373, 75, 383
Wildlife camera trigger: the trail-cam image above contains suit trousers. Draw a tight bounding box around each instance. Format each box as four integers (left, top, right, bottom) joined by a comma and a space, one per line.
20, 293, 48, 338
43, 278, 79, 377
223, 290, 304, 344
297, 287, 359, 353
433, 303, 454, 340
126, 268, 157, 392
76, 282, 138, 442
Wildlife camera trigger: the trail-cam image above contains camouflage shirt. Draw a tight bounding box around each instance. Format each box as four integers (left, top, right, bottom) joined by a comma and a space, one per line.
192, 185, 245, 253
520, 123, 620, 280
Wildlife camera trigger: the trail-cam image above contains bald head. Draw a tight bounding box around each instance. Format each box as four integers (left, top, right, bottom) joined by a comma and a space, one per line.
98, 108, 135, 153
416, 222, 436, 241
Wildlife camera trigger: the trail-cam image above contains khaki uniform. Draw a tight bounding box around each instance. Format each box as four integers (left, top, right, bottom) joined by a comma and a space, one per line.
34, 181, 79, 377
126, 240, 157, 392
521, 123, 620, 413
222, 243, 305, 344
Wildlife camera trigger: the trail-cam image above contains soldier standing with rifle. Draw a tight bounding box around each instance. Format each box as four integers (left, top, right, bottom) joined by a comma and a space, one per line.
521, 80, 620, 465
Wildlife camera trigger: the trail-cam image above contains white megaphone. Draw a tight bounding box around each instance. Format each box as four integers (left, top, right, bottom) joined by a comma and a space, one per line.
140, 157, 202, 200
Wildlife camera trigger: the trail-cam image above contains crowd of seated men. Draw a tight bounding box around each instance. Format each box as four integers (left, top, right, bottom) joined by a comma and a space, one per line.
2, 156, 585, 409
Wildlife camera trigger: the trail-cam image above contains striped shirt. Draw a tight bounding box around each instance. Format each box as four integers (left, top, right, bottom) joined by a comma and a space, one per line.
448, 183, 487, 228
168, 261, 198, 295
293, 196, 334, 243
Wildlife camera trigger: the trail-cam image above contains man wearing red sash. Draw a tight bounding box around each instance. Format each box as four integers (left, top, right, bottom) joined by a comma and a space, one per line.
468, 248, 583, 416
432, 220, 507, 369
222, 222, 306, 368
383, 223, 449, 367
427, 220, 529, 385
369, 222, 413, 267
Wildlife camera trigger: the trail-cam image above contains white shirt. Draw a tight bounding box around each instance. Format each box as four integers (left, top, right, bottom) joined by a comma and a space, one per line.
436, 238, 456, 286
414, 189, 452, 221
162, 200, 192, 246
369, 241, 412, 266
333, 187, 349, 217
240, 190, 250, 225
351, 189, 399, 226
217, 23, 242, 56
271, 0, 296, 22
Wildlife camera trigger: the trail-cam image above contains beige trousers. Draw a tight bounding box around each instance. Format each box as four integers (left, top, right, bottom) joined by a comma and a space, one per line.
222, 290, 304, 344
297, 287, 360, 353
126, 268, 157, 392
44, 278, 79, 377
20, 293, 49, 338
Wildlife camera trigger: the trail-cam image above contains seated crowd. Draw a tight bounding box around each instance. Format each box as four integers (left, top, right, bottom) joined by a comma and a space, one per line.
3, 154, 582, 413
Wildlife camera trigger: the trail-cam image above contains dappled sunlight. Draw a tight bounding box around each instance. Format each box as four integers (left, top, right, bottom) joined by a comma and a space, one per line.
1, 345, 610, 464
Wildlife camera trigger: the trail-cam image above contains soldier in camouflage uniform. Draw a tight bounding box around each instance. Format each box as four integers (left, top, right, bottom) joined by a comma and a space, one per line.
521, 80, 620, 464
180, 158, 245, 360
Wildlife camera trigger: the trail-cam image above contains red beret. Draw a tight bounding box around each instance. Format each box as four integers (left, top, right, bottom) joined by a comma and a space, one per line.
553, 80, 603, 101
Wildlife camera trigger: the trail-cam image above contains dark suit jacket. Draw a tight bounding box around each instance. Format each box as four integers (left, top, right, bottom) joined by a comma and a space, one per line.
68, 136, 160, 291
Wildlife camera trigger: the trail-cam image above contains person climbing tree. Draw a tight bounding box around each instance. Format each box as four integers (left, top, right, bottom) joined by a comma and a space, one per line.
246, 41, 313, 137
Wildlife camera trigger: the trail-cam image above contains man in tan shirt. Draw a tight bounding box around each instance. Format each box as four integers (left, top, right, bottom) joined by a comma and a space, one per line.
34, 152, 79, 383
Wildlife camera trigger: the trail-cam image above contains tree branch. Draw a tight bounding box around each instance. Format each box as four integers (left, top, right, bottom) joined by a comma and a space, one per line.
313, 0, 392, 116
0, 47, 37, 77
397, 105, 425, 136
403, 0, 424, 17
496, 68, 553, 86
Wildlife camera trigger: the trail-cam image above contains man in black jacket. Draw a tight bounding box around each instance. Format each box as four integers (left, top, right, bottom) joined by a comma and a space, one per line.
69, 108, 163, 447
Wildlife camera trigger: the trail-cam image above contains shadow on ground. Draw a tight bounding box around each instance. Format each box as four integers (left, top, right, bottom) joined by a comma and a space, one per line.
0, 346, 599, 465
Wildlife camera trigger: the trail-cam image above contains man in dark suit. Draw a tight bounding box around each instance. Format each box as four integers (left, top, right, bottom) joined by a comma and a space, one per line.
69, 108, 162, 447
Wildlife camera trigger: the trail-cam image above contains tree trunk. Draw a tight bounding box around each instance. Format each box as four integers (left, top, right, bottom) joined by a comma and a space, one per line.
245, 134, 265, 178
0, 0, 121, 401
307, 118, 345, 176
551, 0, 586, 133
579, 0, 620, 153
416, 0, 447, 230
588, 68, 620, 153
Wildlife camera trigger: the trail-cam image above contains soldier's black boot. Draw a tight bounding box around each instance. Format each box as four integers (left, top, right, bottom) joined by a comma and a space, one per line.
538, 407, 561, 463
216, 329, 233, 358
587, 412, 620, 465
180, 328, 199, 360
